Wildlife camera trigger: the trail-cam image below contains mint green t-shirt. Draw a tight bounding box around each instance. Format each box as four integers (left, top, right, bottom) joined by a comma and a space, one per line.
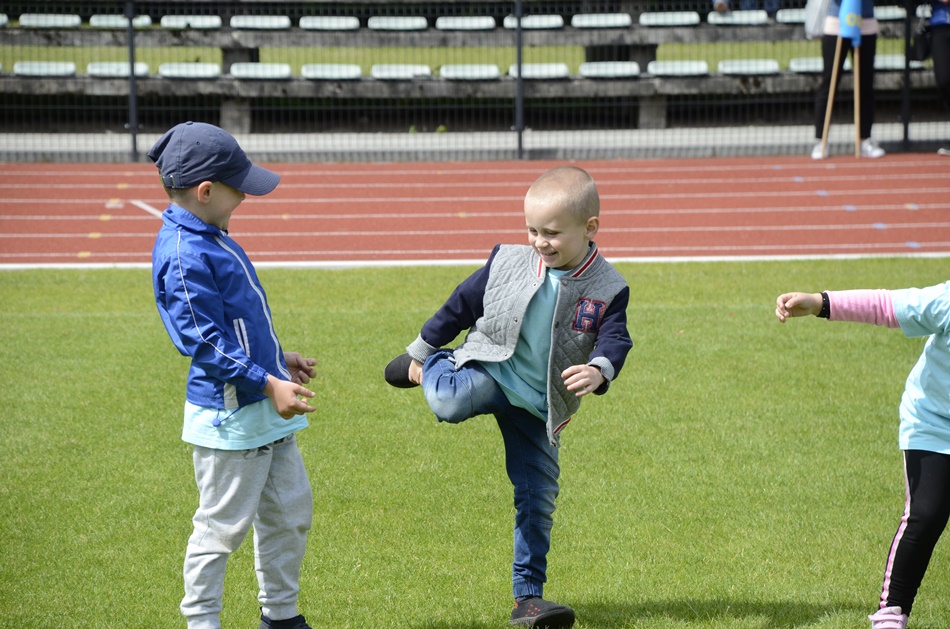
183, 398, 309, 450
481, 268, 567, 420
894, 281, 950, 455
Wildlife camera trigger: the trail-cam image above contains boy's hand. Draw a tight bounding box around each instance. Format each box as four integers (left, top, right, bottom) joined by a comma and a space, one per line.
284, 351, 317, 384
265, 375, 316, 419
775, 292, 822, 323
562, 364, 604, 397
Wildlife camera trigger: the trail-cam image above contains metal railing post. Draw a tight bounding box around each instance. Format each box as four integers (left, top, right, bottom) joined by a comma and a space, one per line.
514, 0, 524, 159
900, 0, 913, 150
125, 0, 139, 162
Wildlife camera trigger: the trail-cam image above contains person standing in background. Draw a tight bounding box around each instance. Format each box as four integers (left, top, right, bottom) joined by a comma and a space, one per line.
918, 1, 950, 154
812, 0, 885, 159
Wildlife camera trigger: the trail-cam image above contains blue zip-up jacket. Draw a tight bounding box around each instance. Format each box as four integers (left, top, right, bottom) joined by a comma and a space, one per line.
152, 204, 291, 410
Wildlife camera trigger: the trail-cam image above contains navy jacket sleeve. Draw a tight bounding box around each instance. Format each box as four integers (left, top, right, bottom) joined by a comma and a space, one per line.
419, 245, 500, 347
591, 284, 632, 394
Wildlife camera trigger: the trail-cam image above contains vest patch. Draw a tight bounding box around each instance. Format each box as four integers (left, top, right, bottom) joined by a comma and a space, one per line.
572, 298, 606, 333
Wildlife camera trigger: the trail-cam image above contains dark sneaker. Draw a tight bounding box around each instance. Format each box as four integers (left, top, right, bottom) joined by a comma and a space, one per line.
259, 613, 312, 629
384, 353, 418, 388
509, 597, 575, 628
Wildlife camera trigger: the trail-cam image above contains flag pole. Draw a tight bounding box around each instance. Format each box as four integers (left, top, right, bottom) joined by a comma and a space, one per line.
853, 45, 861, 158
820, 36, 844, 160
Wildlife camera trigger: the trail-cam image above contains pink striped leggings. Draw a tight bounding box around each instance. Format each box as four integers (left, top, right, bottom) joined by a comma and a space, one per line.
878, 450, 950, 615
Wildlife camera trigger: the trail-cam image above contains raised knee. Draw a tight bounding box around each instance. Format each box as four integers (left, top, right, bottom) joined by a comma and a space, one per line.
425, 391, 471, 423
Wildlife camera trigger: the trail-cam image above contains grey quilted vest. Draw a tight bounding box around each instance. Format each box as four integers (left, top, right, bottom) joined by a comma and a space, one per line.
453, 244, 627, 446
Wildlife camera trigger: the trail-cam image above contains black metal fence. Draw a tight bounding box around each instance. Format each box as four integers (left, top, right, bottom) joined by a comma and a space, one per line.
0, 0, 944, 162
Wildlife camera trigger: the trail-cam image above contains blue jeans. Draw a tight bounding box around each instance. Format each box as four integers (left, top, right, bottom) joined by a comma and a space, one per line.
423, 350, 560, 599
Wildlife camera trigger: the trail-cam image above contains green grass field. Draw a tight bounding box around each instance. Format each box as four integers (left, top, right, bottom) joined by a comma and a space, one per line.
3, 258, 949, 628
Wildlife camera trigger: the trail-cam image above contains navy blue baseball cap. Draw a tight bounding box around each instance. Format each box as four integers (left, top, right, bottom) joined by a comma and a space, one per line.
148, 121, 280, 195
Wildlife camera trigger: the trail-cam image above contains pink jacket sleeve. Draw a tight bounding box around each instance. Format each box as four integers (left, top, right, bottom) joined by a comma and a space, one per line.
826, 289, 899, 328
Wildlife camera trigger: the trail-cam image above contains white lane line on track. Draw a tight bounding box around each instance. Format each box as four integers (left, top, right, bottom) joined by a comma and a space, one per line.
7, 240, 950, 260
2, 202, 948, 221
0, 172, 943, 191
6, 221, 950, 239
7, 250, 950, 270
1, 159, 943, 179
5, 187, 950, 206
130, 199, 164, 218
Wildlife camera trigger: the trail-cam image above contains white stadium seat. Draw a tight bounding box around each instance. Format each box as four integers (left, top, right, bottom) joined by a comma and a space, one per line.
508, 63, 570, 79
87, 61, 150, 77
579, 61, 640, 79
229, 15, 291, 30
718, 59, 780, 75
639, 12, 700, 27
370, 64, 432, 80
435, 16, 496, 31
570, 13, 632, 29
230, 63, 292, 80
367, 16, 428, 31
19, 14, 81, 28
440, 64, 501, 80
301, 64, 363, 80
158, 63, 221, 79
14, 61, 77, 76
160, 15, 222, 30
707, 10, 769, 26
89, 15, 152, 28
503, 15, 565, 29
647, 60, 709, 76
299, 16, 360, 31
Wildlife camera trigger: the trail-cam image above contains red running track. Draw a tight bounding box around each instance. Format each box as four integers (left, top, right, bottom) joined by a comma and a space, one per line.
1, 155, 950, 268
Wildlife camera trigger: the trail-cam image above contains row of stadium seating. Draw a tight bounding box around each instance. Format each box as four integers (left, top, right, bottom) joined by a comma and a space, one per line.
0, 5, 933, 134
0, 5, 931, 32
5, 55, 926, 80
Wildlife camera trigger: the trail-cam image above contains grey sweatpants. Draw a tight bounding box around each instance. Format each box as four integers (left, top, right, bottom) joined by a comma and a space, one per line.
181, 435, 313, 629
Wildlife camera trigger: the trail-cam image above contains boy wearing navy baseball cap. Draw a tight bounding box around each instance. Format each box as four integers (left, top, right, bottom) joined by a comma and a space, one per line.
150, 122, 317, 629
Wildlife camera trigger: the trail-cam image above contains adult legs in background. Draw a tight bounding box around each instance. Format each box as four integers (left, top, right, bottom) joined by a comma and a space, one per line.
876, 450, 950, 616
930, 25, 950, 112
814, 34, 878, 140
855, 34, 878, 140
932, 25, 950, 154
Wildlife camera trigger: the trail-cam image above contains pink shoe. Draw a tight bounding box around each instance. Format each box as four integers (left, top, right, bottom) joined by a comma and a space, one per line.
868, 606, 907, 629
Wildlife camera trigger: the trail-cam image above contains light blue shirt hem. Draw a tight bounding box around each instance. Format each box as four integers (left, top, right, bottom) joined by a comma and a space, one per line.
182, 398, 309, 450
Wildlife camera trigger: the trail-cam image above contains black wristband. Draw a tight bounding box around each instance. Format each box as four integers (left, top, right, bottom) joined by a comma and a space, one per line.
817, 291, 830, 319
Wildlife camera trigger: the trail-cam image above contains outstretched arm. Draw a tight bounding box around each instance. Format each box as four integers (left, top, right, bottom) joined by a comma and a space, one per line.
775, 292, 822, 323
776, 290, 899, 327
